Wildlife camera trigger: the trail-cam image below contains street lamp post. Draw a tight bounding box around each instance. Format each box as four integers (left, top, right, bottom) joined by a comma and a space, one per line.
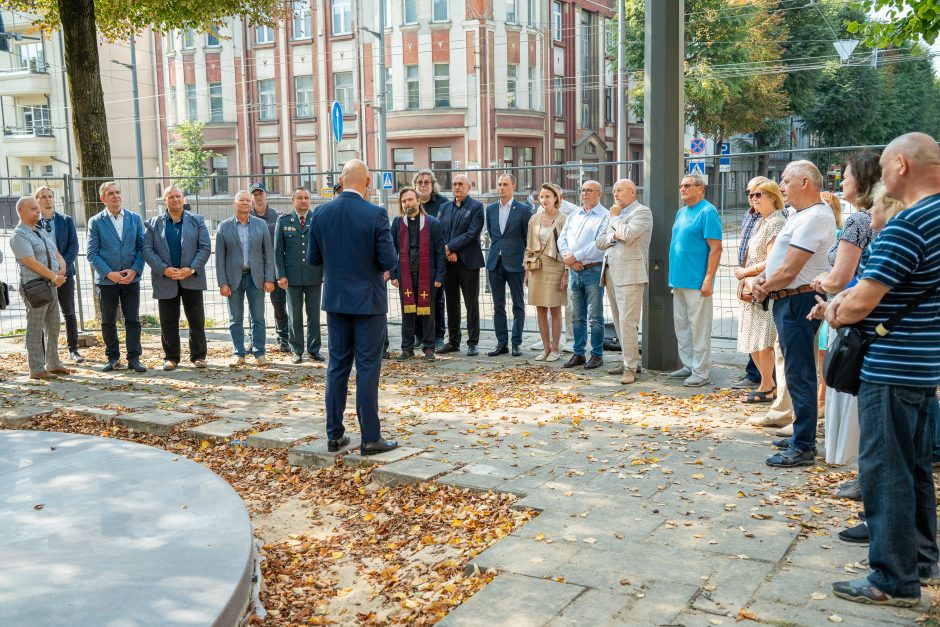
359, 2, 387, 208
112, 38, 146, 218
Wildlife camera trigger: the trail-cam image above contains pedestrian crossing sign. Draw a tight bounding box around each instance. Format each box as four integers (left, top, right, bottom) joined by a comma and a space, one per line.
688, 162, 705, 176
381, 172, 394, 189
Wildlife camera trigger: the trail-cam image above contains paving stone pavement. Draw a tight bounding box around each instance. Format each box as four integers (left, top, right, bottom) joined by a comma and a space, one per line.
0, 331, 932, 626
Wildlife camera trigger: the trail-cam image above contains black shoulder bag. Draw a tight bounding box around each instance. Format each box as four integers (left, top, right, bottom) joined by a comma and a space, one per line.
823, 284, 939, 395
21, 230, 56, 309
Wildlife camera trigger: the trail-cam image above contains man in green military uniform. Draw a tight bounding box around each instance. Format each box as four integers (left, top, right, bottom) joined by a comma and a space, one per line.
274, 186, 324, 364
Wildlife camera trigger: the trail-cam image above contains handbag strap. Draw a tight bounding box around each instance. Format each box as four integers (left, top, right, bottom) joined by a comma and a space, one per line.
32, 227, 54, 273
874, 283, 940, 337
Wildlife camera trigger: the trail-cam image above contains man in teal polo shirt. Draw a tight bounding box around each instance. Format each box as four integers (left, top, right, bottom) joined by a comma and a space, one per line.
668, 174, 723, 387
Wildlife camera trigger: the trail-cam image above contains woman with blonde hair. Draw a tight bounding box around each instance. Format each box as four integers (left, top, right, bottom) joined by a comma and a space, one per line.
524, 183, 568, 361
735, 179, 787, 402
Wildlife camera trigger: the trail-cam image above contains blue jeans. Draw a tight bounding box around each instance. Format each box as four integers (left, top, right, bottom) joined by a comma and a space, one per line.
857, 382, 938, 598
569, 265, 604, 357
227, 273, 266, 357
773, 292, 819, 452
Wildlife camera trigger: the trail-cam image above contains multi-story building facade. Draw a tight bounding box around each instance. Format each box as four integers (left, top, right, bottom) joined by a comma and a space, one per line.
153, 0, 627, 198
0, 9, 161, 218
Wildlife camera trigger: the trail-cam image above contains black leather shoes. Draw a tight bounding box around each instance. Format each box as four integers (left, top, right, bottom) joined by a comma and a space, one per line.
328, 435, 350, 452
308, 352, 325, 362
435, 339, 446, 352
101, 360, 119, 373
584, 355, 603, 369
563, 354, 586, 368
397, 351, 413, 361
832, 578, 918, 607
128, 359, 147, 373
466, 345, 479, 357
382, 351, 391, 359
838, 522, 869, 544
511, 345, 522, 357
424, 350, 436, 361
361, 438, 399, 455
488, 343, 508, 357
438, 343, 459, 354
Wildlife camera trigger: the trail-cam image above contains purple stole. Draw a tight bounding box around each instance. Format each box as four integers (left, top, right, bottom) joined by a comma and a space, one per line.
398, 216, 431, 316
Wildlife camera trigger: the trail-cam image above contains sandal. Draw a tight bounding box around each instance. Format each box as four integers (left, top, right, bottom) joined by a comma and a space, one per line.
745, 387, 776, 403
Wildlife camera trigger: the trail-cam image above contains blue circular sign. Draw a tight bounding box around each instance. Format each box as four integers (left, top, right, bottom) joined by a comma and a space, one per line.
690, 138, 706, 155
331, 101, 343, 143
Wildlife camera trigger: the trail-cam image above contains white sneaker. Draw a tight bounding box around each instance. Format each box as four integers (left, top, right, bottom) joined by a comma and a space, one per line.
668, 367, 692, 379
254, 355, 269, 366
546, 352, 560, 362
683, 374, 711, 387
229, 356, 246, 367
533, 351, 548, 362
529, 339, 544, 351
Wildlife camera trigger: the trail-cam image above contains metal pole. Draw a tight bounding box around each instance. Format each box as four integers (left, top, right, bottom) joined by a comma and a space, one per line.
617, 0, 627, 178
642, 0, 683, 372
129, 38, 146, 218
377, 0, 388, 208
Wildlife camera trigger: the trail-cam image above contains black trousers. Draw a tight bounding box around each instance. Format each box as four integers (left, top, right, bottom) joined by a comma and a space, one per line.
444, 259, 480, 347
401, 281, 436, 352
57, 274, 78, 351
270, 285, 288, 345
157, 286, 207, 363
98, 282, 142, 361
415, 287, 446, 342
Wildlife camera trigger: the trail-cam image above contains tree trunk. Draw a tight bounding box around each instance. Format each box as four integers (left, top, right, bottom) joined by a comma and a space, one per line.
58, 0, 113, 222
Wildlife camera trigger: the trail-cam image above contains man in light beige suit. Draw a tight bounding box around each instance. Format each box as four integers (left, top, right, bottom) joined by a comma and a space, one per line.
596, 179, 653, 384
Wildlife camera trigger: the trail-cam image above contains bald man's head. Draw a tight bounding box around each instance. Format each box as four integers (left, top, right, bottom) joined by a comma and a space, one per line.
880, 132, 940, 203
341, 160, 370, 191
883, 132, 940, 167
612, 178, 637, 208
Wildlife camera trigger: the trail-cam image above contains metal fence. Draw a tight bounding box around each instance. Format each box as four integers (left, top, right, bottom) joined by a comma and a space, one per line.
0, 146, 870, 341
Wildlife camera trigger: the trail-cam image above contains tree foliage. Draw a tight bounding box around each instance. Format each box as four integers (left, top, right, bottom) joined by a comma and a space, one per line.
849, 0, 940, 45
168, 121, 220, 195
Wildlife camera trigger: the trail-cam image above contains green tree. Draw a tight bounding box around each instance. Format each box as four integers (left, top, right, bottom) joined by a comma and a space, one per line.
849, 0, 940, 45
0, 0, 287, 218
870, 45, 940, 142
801, 63, 882, 146
167, 121, 220, 195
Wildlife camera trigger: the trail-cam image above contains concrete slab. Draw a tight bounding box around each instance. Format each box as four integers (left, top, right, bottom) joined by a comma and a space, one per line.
62, 406, 120, 422
288, 441, 355, 468
114, 410, 194, 436
373, 457, 455, 487
247, 423, 319, 449
185, 418, 253, 442
0, 430, 254, 626
546, 589, 632, 626
437, 573, 584, 627
0, 406, 54, 428
344, 446, 424, 468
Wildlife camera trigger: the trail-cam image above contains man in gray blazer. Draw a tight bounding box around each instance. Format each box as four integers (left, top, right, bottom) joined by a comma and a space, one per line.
274, 186, 324, 364
216, 191, 276, 366
596, 179, 652, 384
142, 185, 212, 371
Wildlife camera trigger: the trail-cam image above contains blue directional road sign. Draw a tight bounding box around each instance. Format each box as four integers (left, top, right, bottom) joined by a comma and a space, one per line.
690, 137, 706, 155
688, 161, 706, 176
381, 172, 394, 190
331, 101, 343, 143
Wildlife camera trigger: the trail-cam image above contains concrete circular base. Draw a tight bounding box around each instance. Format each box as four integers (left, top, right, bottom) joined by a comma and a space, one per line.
0, 431, 254, 626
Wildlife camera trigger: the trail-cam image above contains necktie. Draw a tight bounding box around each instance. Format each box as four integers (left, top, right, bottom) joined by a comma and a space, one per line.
299, 215, 305, 231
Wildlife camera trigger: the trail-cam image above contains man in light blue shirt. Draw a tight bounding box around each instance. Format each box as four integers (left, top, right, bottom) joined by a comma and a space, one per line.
668, 174, 723, 387
558, 180, 609, 369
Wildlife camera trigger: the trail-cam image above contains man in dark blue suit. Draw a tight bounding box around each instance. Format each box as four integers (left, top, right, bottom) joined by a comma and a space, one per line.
486, 174, 532, 356
307, 160, 399, 455
437, 174, 485, 356
36, 186, 82, 363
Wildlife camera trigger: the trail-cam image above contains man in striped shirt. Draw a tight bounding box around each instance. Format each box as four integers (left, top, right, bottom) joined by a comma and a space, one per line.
826, 132, 940, 608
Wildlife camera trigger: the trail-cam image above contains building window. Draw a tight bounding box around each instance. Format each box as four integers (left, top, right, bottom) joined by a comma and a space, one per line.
552, 2, 563, 41
404, 0, 418, 24
165, 31, 176, 53
503, 146, 514, 170
209, 82, 223, 122
432, 0, 448, 21
298, 152, 317, 189
393, 148, 414, 189
521, 147, 534, 190
434, 64, 449, 108
332, 0, 352, 35
605, 85, 614, 123
262, 154, 279, 193
211, 156, 229, 195
17, 43, 45, 72
555, 148, 564, 166
206, 31, 220, 47
430, 147, 453, 190
580, 11, 598, 129
507, 0, 517, 23
292, 0, 311, 40
256, 26, 275, 44
528, 66, 536, 110
553, 77, 564, 116
507, 65, 518, 109
528, 0, 536, 26
605, 18, 616, 52
295, 75, 314, 118
258, 79, 276, 121
169, 86, 178, 125
384, 68, 393, 111
384, 0, 392, 28
333, 71, 355, 113
22, 105, 52, 135
182, 29, 195, 49
405, 65, 419, 109
186, 84, 197, 121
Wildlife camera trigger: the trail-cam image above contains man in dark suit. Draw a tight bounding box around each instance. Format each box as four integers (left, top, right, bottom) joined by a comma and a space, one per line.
307, 160, 399, 455
275, 186, 324, 364
437, 174, 484, 356
141, 185, 212, 371
87, 181, 146, 373
36, 186, 82, 363
486, 174, 532, 356
391, 186, 446, 361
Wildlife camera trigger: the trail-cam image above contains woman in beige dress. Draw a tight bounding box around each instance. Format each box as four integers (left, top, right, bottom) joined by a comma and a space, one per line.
524, 183, 568, 361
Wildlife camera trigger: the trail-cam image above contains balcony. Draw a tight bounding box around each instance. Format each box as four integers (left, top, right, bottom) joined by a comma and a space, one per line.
0, 65, 52, 96
1, 126, 56, 157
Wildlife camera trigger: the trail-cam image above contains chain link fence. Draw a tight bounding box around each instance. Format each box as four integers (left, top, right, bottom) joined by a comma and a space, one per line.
0, 146, 872, 342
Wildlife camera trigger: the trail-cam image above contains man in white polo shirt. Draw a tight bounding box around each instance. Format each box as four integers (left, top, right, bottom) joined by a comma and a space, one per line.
752, 160, 835, 468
